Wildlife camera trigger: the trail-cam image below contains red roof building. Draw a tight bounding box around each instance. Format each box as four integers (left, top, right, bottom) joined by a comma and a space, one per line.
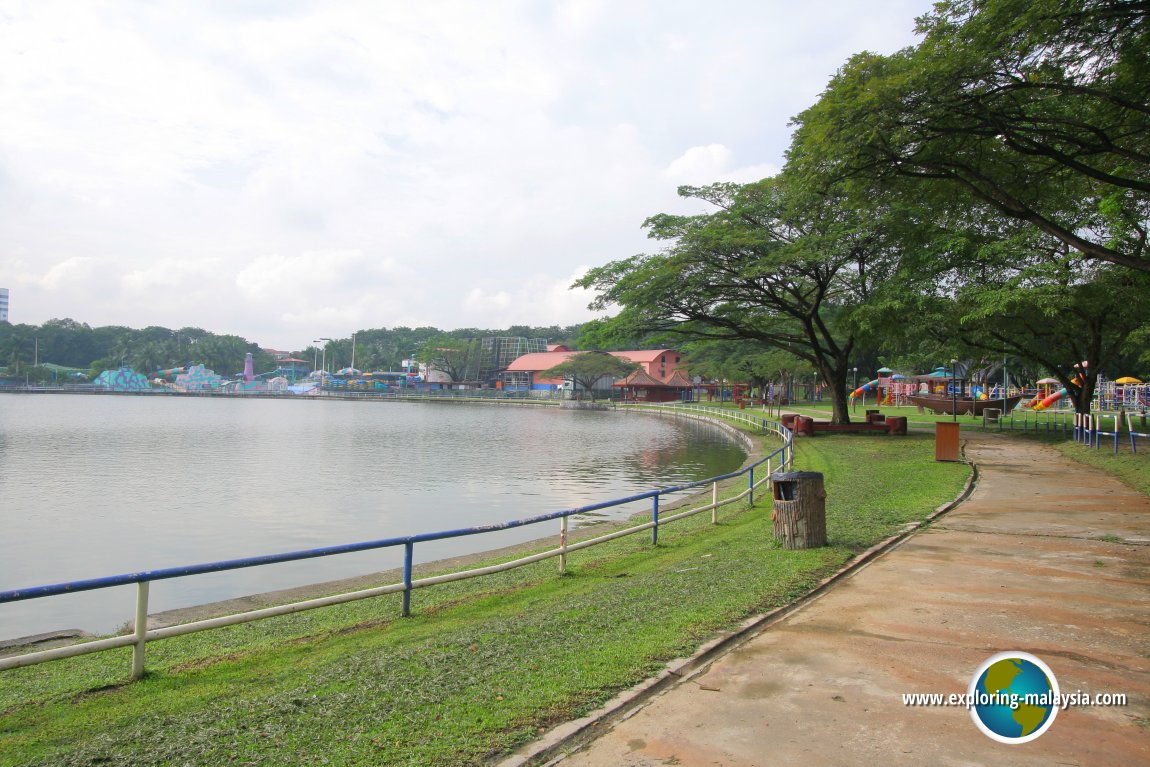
503, 349, 687, 395
613, 368, 693, 402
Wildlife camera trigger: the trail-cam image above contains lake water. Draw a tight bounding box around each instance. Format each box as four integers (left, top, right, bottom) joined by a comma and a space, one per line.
0, 394, 746, 638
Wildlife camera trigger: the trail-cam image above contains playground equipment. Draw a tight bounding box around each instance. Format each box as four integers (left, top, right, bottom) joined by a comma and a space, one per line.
1032, 362, 1087, 411
849, 372, 917, 407
849, 379, 879, 402
1101, 377, 1149, 412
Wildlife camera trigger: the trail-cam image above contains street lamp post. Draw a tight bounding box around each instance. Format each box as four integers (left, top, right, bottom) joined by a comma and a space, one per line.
950, 359, 958, 422
314, 338, 331, 393
852, 366, 858, 410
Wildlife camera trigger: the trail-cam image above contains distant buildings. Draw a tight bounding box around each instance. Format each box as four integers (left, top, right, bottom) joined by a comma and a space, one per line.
0, 288, 8, 322
504, 348, 690, 400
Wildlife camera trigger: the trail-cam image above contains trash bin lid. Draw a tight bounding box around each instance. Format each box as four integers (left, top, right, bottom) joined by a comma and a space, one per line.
769, 471, 824, 481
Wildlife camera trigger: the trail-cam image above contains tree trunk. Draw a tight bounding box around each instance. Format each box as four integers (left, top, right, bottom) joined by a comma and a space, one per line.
818, 363, 851, 425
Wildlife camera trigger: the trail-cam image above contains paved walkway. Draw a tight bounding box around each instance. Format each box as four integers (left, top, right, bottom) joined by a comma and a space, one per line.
508, 431, 1150, 766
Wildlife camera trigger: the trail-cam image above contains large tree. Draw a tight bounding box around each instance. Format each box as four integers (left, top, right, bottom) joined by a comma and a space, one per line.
857, 217, 1150, 412
417, 335, 484, 383
540, 352, 638, 401
789, 0, 1150, 273
576, 177, 912, 423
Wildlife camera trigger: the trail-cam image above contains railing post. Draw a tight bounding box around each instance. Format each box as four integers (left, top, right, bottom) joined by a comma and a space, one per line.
559, 515, 568, 573
402, 542, 414, 617
131, 581, 149, 680
748, 466, 755, 507
651, 495, 660, 546
711, 481, 718, 524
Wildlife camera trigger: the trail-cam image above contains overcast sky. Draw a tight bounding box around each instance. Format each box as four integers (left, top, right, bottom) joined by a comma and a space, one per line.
1, 0, 933, 351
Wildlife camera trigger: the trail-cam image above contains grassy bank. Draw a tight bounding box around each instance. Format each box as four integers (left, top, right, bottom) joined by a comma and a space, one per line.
775, 400, 1150, 497
0, 430, 968, 767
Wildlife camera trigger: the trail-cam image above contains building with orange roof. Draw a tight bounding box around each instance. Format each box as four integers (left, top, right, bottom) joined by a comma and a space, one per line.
503, 348, 687, 397
613, 367, 694, 402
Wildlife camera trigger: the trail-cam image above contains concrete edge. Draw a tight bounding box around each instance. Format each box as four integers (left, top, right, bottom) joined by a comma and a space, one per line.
495, 441, 981, 767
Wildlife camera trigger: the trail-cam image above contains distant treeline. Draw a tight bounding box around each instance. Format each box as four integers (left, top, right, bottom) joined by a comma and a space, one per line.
0, 318, 594, 380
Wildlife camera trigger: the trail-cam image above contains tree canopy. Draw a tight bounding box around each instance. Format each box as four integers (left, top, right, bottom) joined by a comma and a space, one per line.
540, 352, 638, 401
577, 177, 916, 423
571, 1, 1149, 415
789, 0, 1150, 273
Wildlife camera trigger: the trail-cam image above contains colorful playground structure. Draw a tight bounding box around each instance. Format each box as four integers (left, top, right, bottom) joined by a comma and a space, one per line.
840, 362, 1149, 454
1029, 362, 1087, 411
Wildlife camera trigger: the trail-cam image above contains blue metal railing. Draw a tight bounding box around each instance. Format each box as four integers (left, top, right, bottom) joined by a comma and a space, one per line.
0, 407, 792, 679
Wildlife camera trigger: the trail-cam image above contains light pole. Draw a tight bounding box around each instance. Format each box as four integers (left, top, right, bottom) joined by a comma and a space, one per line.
852, 366, 858, 410
950, 358, 958, 422
314, 338, 331, 393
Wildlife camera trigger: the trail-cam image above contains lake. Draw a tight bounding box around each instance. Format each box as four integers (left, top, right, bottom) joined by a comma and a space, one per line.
0, 394, 746, 638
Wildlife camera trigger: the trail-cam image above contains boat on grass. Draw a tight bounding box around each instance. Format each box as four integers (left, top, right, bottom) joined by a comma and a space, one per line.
907, 393, 1023, 416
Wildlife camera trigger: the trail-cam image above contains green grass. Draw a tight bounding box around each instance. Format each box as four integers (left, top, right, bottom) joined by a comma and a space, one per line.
0, 431, 968, 767
782, 398, 1150, 496
1041, 434, 1150, 496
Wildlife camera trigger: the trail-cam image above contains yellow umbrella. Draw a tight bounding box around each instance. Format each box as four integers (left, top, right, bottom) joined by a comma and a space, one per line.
1115, 376, 1142, 384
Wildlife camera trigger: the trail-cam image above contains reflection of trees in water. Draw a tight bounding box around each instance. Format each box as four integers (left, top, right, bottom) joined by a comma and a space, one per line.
559, 417, 744, 494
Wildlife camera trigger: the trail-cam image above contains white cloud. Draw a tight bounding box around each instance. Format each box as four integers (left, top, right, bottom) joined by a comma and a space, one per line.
464, 267, 605, 328
0, 0, 935, 349
664, 144, 734, 182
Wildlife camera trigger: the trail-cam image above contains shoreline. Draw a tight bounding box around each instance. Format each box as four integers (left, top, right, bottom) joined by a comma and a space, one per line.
2, 407, 769, 651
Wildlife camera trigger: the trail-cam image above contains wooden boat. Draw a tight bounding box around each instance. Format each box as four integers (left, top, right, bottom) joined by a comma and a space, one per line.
907, 393, 1023, 416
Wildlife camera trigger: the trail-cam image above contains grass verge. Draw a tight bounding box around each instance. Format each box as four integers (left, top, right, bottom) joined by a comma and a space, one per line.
778, 400, 1150, 497
0, 430, 968, 767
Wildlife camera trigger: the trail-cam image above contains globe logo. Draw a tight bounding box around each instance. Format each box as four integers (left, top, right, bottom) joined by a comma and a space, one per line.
969, 651, 1059, 743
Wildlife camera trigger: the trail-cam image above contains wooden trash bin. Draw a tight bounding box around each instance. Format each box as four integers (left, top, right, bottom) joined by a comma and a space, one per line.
983, 408, 1001, 425
935, 421, 961, 461
770, 471, 827, 549
886, 415, 908, 435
